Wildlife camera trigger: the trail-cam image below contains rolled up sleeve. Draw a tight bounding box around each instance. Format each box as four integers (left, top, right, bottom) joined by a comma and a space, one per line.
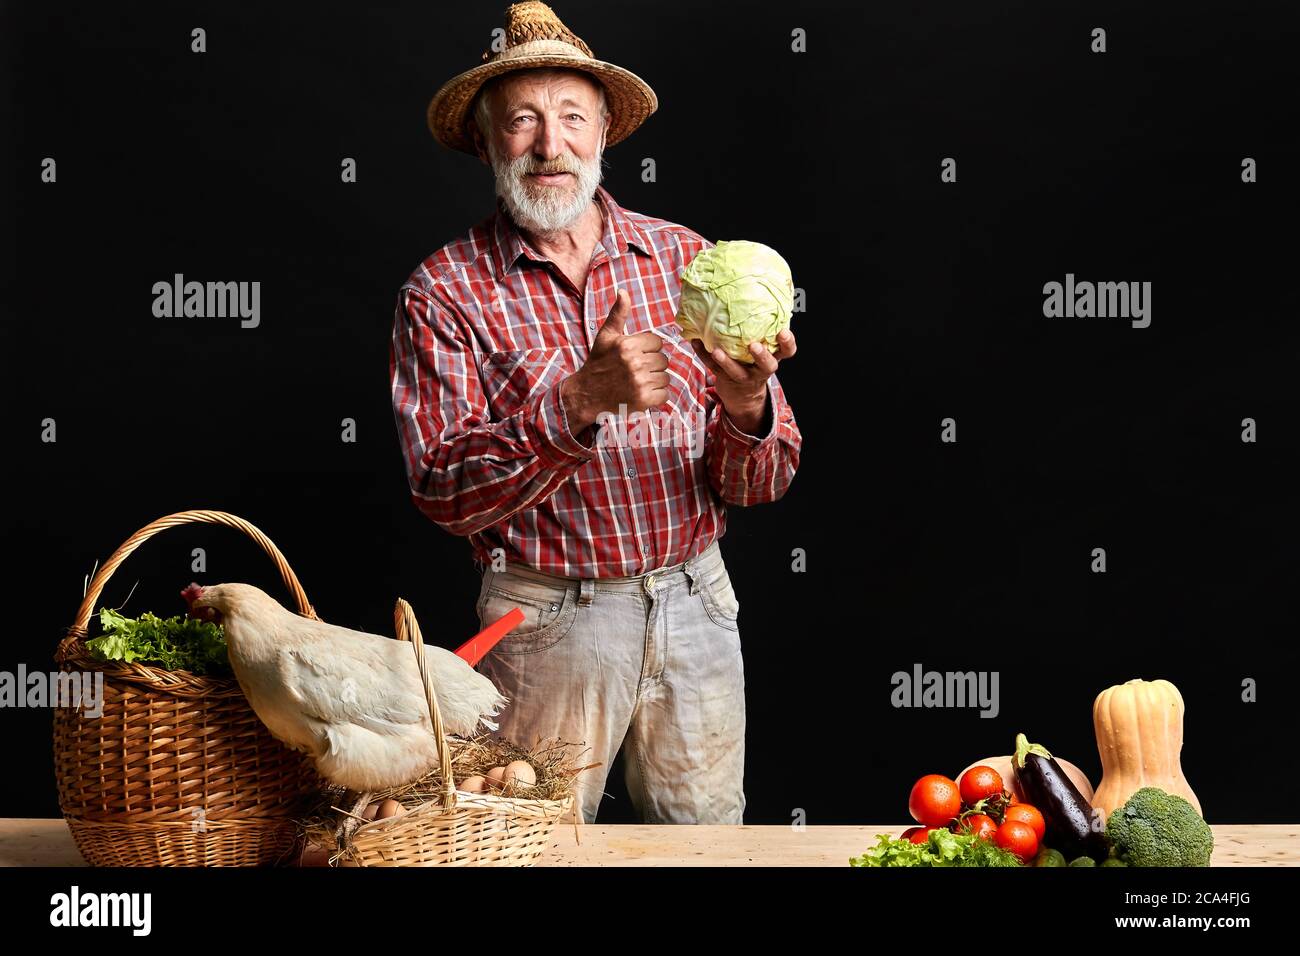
705, 372, 801, 505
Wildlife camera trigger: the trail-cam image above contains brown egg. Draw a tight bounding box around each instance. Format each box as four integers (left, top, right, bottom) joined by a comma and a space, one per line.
298, 843, 331, 867
361, 802, 380, 821
459, 774, 488, 793
376, 798, 406, 819
485, 766, 508, 792
502, 760, 537, 793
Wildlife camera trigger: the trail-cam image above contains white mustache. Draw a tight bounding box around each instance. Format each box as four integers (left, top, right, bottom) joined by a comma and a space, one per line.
490, 140, 604, 234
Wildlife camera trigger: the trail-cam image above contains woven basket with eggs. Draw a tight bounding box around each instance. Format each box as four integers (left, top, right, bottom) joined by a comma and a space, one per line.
300, 600, 593, 867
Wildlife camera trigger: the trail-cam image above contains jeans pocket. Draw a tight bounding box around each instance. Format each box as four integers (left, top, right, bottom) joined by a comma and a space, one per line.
697, 563, 740, 631
478, 573, 579, 654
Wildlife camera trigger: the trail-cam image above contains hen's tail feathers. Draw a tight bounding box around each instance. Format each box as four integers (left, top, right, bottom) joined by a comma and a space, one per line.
479, 692, 510, 732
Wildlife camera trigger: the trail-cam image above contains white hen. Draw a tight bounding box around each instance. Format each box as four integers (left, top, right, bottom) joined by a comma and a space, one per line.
185, 582, 508, 792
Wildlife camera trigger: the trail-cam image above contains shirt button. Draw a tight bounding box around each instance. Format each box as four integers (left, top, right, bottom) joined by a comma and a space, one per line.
626, 468, 636, 478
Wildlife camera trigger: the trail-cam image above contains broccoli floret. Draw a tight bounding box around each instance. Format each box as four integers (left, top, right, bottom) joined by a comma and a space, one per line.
1105, 787, 1213, 867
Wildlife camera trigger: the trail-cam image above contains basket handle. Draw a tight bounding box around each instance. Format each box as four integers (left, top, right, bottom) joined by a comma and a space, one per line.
63, 509, 318, 645
394, 598, 458, 811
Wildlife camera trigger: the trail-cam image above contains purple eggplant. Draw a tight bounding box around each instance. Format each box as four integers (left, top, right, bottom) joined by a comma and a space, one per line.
1012, 733, 1110, 862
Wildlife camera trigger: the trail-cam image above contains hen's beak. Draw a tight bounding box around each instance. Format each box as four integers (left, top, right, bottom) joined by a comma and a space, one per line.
182, 582, 221, 623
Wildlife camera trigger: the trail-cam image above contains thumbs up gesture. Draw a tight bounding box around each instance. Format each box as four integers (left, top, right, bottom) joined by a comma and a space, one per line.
560, 289, 670, 431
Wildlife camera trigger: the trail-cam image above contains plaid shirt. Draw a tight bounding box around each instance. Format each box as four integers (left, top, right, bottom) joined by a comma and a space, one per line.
390, 185, 801, 577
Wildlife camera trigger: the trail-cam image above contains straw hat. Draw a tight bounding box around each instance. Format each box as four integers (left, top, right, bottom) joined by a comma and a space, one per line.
426, 2, 658, 156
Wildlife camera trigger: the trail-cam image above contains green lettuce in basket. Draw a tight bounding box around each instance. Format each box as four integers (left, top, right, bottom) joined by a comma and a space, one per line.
85, 607, 231, 676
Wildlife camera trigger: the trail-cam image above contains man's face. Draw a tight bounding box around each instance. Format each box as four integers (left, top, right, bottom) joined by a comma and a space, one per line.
474, 70, 607, 234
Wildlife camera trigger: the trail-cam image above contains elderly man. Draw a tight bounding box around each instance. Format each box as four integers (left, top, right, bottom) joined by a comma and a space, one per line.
390, 2, 801, 825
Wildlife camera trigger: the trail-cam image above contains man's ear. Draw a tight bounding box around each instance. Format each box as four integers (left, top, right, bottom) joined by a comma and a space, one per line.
469, 125, 490, 166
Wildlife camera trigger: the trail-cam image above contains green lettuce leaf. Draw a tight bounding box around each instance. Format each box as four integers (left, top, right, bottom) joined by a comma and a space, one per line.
850, 829, 1024, 867
85, 606, 231, 676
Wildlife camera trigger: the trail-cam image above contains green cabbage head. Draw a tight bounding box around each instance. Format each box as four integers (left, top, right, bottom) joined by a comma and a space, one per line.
675, 240, 794, 365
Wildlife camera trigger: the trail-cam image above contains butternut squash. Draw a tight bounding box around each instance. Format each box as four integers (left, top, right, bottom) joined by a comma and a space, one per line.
1092, 678, 1201, 819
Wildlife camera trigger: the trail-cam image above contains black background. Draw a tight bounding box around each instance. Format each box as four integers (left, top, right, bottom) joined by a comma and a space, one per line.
2, 1, 1297, 826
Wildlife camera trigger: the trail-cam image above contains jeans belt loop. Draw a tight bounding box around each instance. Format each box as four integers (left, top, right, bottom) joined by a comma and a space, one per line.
684, 556, 700, 595
578, 578, 596, 607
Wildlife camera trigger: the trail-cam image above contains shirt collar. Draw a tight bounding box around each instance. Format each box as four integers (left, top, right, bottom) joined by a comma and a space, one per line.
491, 184, 654, 280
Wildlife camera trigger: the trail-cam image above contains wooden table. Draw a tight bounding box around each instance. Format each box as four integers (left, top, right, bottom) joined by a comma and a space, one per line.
1, 819, 1296, 866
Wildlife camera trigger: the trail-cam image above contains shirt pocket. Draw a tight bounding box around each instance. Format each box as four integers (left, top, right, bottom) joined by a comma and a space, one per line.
479, 347, 578, 416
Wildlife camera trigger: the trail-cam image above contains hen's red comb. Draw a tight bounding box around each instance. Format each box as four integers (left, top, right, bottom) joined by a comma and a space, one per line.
180, 582, 204, 607
454, 607, 525, 666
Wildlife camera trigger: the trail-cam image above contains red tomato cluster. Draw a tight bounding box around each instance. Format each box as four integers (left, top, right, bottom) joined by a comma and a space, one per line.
902, 765, 1046, 862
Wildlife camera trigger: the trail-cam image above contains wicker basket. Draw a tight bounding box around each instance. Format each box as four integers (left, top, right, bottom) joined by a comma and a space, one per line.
53, 509, 324, 867
336, 599, 577, 867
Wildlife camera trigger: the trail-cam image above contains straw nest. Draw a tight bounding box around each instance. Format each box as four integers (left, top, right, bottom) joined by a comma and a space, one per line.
297, 734, 598, 865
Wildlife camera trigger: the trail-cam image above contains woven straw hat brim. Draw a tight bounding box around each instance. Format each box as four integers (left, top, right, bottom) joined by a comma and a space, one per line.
427, 40, 657, 156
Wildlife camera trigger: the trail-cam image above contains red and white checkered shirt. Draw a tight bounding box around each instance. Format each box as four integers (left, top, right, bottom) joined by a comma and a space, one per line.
390, 185, 801, 577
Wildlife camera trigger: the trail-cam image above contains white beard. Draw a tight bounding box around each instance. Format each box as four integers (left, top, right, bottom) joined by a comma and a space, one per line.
488, 136, 605, 236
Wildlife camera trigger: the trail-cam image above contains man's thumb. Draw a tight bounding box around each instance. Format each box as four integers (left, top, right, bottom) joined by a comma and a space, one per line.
596, 288, 628, 341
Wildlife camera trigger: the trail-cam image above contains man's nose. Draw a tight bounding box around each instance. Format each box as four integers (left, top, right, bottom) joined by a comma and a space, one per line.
531, 118, 566, 163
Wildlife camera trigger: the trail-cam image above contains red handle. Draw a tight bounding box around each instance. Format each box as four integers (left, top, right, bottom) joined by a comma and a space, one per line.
455, 607, 525, 666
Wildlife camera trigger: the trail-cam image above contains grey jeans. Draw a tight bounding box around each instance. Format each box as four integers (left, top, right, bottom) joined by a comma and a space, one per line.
473, 540, 746, 825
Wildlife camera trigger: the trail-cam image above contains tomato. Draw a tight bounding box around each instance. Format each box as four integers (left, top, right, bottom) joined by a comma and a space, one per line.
994, 820, 1039, 861
900, 826, 924, 841
958, 765, 1004, 806
908, 775, 962, 827
1003, 803, 1046, 842
957, 813, 998, 841
905, 827, 936, 845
